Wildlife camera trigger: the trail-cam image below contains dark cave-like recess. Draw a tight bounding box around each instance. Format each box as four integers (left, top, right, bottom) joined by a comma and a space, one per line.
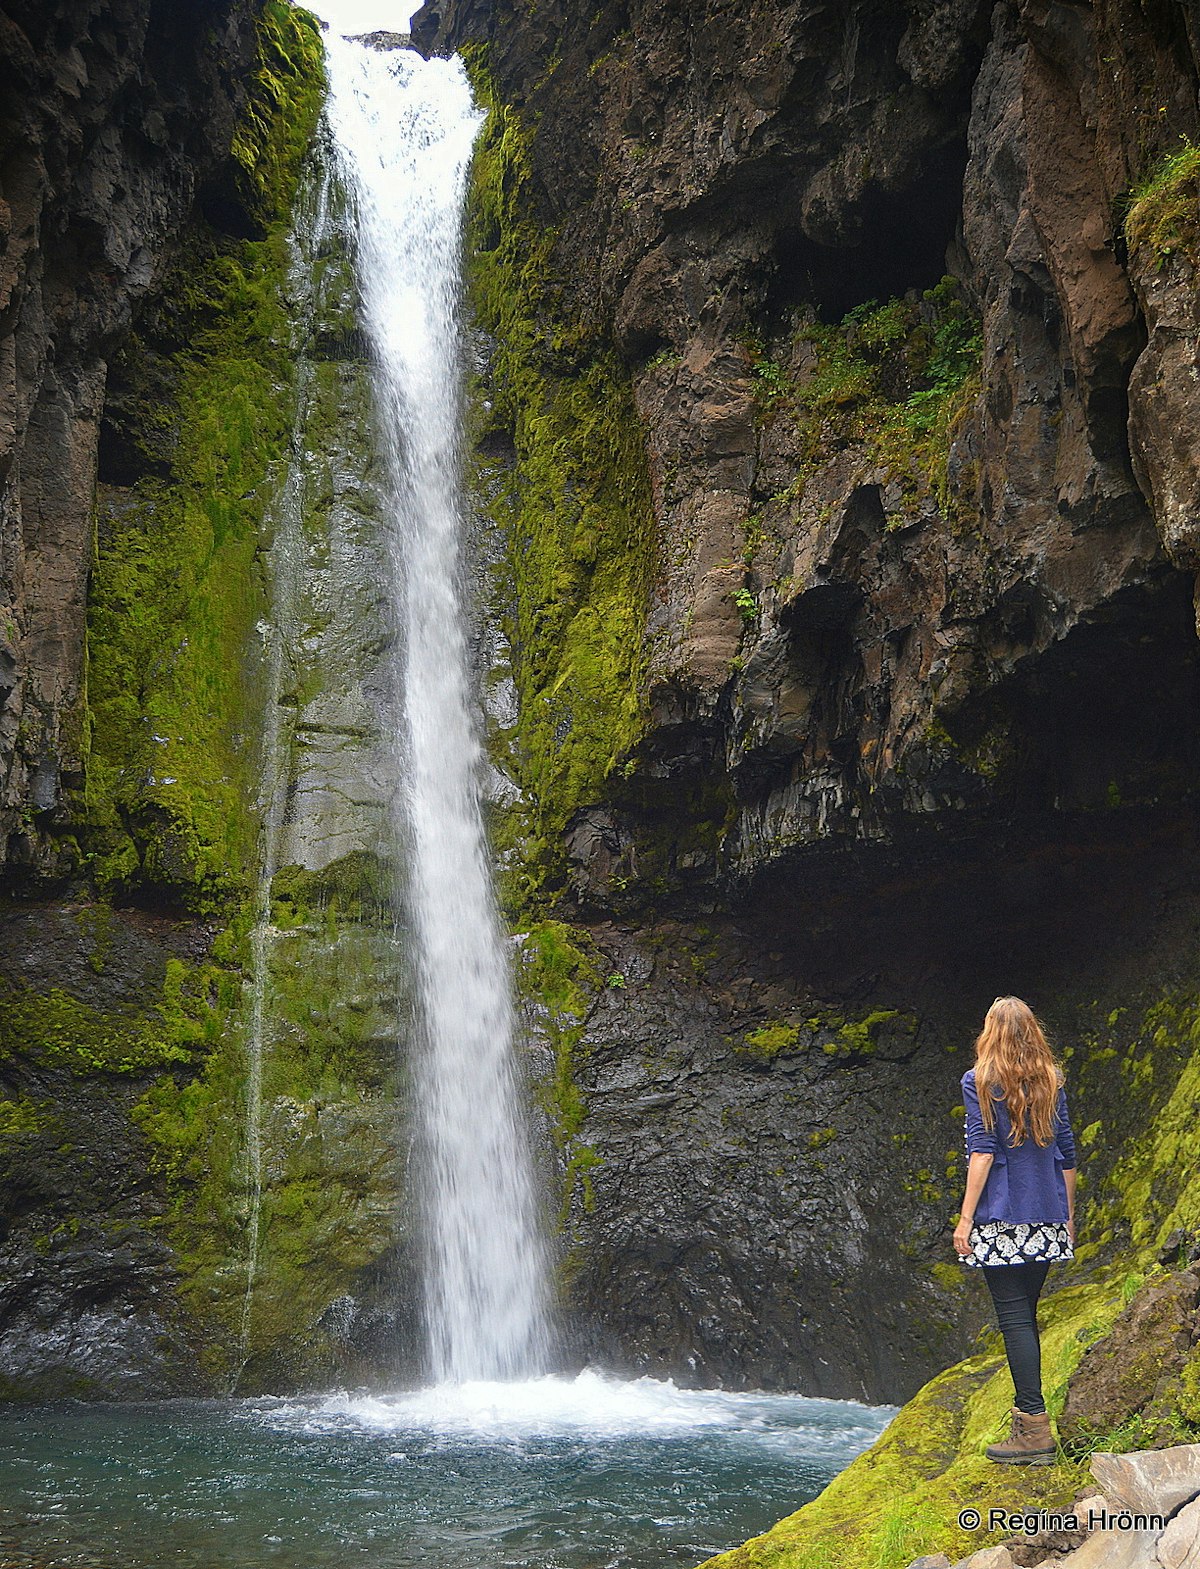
770, 137, 972, 321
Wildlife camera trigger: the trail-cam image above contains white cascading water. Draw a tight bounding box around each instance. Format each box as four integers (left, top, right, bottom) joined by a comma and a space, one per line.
321, 30, 551, 1383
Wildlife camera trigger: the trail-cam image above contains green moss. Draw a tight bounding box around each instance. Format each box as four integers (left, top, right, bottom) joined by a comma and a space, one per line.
741, 1008, 914, 1062
133, 916, 405, 1386
836, 1009, 906, 1054
1179, 1343, 1200, 1426
930, 1261, 966, 1294
1094, 994, 1200, 1254
0, 1095, 48, 1140
742, 1021, 803, 1057
514, 920, 602, 1226
232, 2, 326, 226
464, 52, 656, 901
270, 851, 396, 926
77, 6, 326, 912
42, 16, 403, 1385
749, 278, 982, 537
0, 975, 205, 1077
700, 1274, 1125, 1569
1124, 138, 1200, 264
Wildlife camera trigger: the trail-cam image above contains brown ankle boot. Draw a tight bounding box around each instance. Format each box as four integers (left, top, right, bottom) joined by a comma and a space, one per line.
985, 1407, 1056, 1465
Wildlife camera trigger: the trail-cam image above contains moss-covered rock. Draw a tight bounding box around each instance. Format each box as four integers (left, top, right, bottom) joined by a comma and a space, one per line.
745, 280, 982, 544
512, 919, 604, 1248
700, 1275, 1128, 1569
1059, 1267, 1200, 1450
79, 2, 326, 912
1124, 139, 1200, 267
0, 6, 425, 1396
132, 912, 410, 1389
113, 134, 419, 1388
463, 53, 657, 904
739, 1007, 917, 1063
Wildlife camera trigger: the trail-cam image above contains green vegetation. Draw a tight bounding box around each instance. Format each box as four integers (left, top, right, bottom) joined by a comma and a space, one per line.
740, 1008, 913, 1061
1090, 993, 1200, 1255
741, 1020, 803, 1057
463, 50, 657, 905
270, 851, 397, 928
733, 587, 758, 626
0, 967, 220, 1078
132, 914, 404, 1386
513, 921, 603, 1229
1124, 137, 1200, 264
0, 1095, 48, 1140
231, 1, 327, 226
701, 1274, 1126, 1569
748, 278, 982, 528
78, 3, 326, 909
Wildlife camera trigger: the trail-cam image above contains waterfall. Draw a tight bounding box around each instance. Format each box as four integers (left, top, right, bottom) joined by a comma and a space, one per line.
321, 32, 551, 1383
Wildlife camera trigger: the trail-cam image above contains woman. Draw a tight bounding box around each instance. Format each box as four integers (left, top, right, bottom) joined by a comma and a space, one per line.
953, 996, 1078, 1464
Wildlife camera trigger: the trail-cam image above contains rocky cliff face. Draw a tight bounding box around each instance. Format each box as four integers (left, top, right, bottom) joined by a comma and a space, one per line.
2, 0, 1200, 1420
0, 0, 267, 875
0, 2, 425, 1397
414, 0, 1200, 1400
419, 0, 1200, 872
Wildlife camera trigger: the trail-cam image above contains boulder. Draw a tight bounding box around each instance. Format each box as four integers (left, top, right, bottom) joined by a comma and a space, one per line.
1091, 1445, 1200, 1518
1156, 1494, 1200, 1569
1060, 1274, 1200, 1445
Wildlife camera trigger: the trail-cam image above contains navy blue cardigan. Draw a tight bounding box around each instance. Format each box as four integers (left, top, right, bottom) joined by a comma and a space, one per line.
962, 1068, 1078, 1225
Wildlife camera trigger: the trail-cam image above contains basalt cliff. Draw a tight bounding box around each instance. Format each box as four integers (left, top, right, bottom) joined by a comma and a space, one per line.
3, 0, 1200, 1561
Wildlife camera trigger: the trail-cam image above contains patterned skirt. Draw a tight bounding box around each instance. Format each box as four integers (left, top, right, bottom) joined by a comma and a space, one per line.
961, 1220, 1074, 1269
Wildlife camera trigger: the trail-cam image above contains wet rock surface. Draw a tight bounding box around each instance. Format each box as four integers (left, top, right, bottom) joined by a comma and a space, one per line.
0, 0, 264, 877
0, 95, 419, 1395
423, 0, 1200, 1405
553, 810, 1200, 1398
0, 900, 213, 1395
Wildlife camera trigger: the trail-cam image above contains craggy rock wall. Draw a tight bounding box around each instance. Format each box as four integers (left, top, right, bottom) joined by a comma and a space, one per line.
0, 0, 264, 873
3, 0, 1200, 1414
0, 3, 420, 1397
419, 0, 1200, 871
417, 0, 1200, 1400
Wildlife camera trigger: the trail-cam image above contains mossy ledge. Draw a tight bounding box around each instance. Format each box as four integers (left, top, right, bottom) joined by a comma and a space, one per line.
1123, 137, 1200, 266
704, 986, 1200, 1568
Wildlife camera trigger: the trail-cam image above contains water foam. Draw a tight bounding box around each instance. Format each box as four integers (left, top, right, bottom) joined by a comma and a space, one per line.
321, 32, 550, 1382
250, 1370, 893, 1457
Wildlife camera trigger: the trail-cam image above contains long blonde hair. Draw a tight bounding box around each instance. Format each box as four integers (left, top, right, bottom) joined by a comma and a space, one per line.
973, 996, 1062, 1147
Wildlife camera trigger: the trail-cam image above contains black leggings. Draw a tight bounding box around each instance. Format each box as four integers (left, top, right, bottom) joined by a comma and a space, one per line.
982, 1261, 1051, 1414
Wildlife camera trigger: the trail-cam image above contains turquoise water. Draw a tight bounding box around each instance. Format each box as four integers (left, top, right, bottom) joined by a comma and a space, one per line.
0, 1372, 892, 1568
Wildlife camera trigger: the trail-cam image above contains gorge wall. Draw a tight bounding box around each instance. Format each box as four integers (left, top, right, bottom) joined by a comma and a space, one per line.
411, 0, 1200, 1402
0, 0, 417, 1395
1, 0, 1200, 1440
